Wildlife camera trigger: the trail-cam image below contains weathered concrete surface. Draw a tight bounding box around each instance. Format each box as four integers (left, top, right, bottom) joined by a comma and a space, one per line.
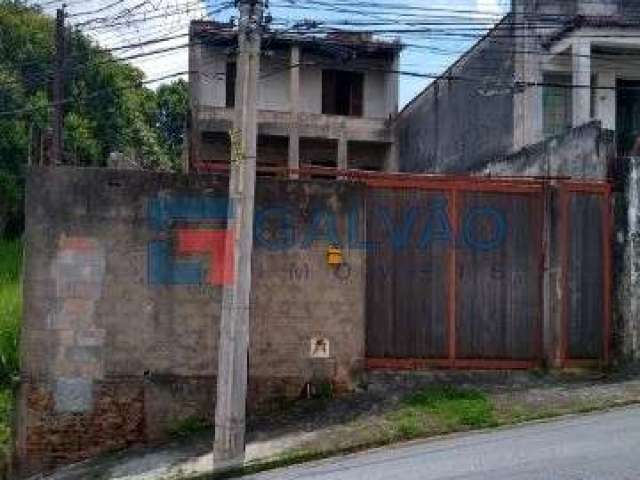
612, 157, 640, 364
520, 0, 640, 17
479, 121, 614, 179
16, 165, 618, 477
16, 167, 365, 477
395, 16, 516, 174
250, 180, 366, 407
189, 23, 400, 171
27, 377, 640, 480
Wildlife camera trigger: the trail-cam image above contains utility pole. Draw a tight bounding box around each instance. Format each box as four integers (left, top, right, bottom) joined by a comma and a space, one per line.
213, 0, 263, 471
50, 6, 66, 166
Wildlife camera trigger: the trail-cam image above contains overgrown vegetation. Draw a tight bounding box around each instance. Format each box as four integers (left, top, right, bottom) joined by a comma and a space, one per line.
0, 239, 21, 456
388, 386, 497, 438
167, 416, 211, 439
0, 239, 20, 385
0, 389, 11, 456
194, 383, 640, 480
0, 0, 188, 237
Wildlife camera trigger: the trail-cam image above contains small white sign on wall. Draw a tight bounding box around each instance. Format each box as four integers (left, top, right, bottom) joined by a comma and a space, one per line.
310, 337, 330, 359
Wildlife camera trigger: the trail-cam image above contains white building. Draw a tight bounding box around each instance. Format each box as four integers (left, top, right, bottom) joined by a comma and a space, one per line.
516, 0, 640, 155
188, 21, 402, 173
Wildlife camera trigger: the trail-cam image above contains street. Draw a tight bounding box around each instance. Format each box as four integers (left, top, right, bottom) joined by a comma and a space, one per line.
246, 406, 640, 480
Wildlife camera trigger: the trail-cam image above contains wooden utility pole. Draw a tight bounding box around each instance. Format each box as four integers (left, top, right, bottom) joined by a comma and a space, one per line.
213, 0, 263, 471
50, 6, 66, 165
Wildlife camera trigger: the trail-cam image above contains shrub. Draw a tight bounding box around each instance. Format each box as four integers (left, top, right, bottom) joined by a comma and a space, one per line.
0, 239, 21, 386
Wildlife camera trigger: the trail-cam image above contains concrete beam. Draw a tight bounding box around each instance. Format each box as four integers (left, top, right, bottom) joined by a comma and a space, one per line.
550, 28, 640, 55
197, 108, 393, 143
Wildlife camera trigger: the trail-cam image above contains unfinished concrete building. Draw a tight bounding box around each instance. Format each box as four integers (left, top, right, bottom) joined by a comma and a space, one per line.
188, 21, 402, 173
396, 0, 640, 174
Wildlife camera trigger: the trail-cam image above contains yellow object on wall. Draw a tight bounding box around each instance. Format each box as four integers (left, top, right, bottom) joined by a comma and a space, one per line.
326, 245, 343, 266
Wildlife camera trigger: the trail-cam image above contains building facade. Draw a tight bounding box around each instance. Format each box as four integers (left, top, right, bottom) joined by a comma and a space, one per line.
188, 21, 402, 173
396, 0, 640, 174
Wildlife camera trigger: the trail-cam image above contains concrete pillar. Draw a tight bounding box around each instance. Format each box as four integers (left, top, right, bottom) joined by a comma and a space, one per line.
572, 39, 592, 128
337, 136, 348, 172
512, 7, 544, 150
594, 71, 616, 131
289, 133, 300, 177
385, 53, 400, 116
288, 45, 300, 177
386, 141, 399, 172
188, 27, 203, 169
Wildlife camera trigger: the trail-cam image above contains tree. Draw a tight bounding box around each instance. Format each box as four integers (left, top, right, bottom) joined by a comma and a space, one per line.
0, 1, 189, 235
154, 79, 188, 170
64, 112, 100, 165
0, 66, 27, 236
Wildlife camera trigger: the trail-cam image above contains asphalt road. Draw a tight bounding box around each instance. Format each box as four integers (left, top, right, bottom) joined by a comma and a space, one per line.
246, 406, 640, 480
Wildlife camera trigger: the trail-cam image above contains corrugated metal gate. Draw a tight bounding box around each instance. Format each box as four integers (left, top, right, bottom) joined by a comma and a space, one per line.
560, 182, 612, 367
364, 176, 611, 369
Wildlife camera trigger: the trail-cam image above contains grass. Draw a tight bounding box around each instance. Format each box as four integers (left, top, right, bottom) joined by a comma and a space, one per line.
388, 386, 497, 438
0, 238, 21, 456
194, 387, 500, 479
181, 382, 640, 480
167, 416, 211, 438
0, 239, 21, 385
0, 389, 12, 456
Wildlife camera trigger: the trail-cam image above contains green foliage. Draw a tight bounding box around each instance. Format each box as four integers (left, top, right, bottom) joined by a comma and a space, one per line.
0, 387, 11, 456
0, 239, 21, 387
0, 1, 188, 234
64, 112, 101, 165
403, 386, 497, 427
0, 172, 22, 240
0, 66, 28, 179
388, 386, 497, 439
0, 238, 21, 458
167, 416, 210, 438
154, 79, 188, 163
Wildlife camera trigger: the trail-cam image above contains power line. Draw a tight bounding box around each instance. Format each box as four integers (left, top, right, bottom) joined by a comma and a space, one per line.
68, 0, 127, 18
3, 20, 638, 93
7, 0, 640, 105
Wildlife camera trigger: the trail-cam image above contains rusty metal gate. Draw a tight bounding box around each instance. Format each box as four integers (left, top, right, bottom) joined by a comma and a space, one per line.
559, 182, 612, 367
364, 176, 611, 370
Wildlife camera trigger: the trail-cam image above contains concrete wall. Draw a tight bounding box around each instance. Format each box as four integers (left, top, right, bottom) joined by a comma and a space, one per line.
478, 121, 614, 179
192, 42, 227, 108
612, 156, 640, 365
259, 51, 291, 112
194, 47, 396, 119
16, 167, 365, 476
516, 0, 628, 16
395, 17, 516, 173
16, 161, 621, 477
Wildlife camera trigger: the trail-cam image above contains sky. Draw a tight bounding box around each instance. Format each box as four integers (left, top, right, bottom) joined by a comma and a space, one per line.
52, 0, 509, 107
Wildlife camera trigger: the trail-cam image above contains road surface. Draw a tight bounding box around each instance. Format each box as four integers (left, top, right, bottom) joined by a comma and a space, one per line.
246, 406, 640, 480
